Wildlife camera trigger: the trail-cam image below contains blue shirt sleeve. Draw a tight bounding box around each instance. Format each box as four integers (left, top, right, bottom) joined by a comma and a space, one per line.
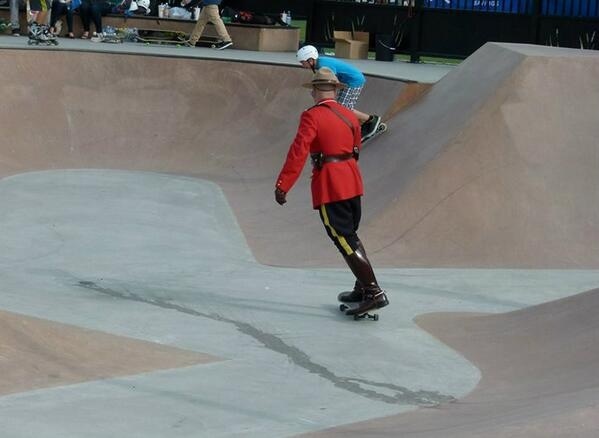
317, 57, 366, 88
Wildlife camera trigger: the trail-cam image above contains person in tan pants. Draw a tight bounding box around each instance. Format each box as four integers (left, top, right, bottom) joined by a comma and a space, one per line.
188, 0, 232, 50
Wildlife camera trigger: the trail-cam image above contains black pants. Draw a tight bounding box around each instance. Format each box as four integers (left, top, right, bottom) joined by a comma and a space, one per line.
50, 2, 73, 32
79, 0, 109, 32
318, 196, 362, 257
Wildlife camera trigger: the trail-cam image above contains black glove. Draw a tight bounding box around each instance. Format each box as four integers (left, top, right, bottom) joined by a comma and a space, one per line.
274, 187, 287, 205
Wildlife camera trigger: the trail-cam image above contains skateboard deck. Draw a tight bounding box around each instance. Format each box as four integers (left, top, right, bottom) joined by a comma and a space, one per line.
135, 29, 187, 45
135, 29, 218, 47
188, 37, 221, 48
136, 36, 188, 46
361, 122, 387, 145
101, 34, 123, 43
338, 302, 379, 321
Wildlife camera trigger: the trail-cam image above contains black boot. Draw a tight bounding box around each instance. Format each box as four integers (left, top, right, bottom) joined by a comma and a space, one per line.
338, 240, 369, 302
338, 280, 364, 303
346, 287, 389, 316
342, 245, 389, 315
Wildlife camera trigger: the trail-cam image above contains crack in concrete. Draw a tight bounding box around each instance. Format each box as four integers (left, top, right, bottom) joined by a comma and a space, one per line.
77, 280, 456, 407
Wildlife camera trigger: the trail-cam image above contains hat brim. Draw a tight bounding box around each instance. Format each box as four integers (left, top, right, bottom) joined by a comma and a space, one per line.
302, 80, 347, 89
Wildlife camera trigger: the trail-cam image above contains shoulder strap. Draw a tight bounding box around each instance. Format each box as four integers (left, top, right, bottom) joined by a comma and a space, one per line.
317, 102, 356, 135
315, 101, 360, 160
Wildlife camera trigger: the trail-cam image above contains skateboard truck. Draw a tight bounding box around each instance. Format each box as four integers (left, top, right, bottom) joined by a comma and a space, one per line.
339, 303, 379, 321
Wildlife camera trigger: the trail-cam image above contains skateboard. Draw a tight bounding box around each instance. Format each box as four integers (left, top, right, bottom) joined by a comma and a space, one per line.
339, 302, 379, 321
135, 29, 218, 47
100, 34, 123, 43
188, 37, 221, 48
135, 29, 188, 46
361, 122, 387, 145
27, 38, 59, 45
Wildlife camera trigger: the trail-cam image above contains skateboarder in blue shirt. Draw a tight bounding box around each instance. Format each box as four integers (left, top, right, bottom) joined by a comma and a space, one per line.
297, 45, 382, 142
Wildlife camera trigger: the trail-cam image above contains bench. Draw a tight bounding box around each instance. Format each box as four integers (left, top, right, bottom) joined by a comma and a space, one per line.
0, 7, 300, 51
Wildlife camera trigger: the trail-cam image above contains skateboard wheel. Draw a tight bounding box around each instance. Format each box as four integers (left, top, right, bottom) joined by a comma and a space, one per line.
373, 314, 379, 321
339, 304, 348, 312
353, 314, 360, 321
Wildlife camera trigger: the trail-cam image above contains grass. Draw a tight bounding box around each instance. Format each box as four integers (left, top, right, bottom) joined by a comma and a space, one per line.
394, 53, 462, 65
291, 19, 307, 42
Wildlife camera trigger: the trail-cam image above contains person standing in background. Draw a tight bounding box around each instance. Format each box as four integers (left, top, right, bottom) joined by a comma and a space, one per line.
187, 0, 233, 50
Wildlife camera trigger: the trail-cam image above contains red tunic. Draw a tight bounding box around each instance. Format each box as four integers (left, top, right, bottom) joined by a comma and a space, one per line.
275, 99, 363, 209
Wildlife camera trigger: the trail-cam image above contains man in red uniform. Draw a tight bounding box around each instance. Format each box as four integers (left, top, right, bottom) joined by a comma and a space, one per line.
274, 67, 389, 316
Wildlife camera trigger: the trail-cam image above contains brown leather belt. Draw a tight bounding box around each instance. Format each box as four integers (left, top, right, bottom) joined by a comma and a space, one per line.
311, 150, 358, 170
322, 152, 355, 163
310, 151, 360, 170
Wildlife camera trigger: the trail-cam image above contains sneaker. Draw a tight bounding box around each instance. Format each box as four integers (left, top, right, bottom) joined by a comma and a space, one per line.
369, 115, 382, 133
214, 40, 233, 50
361, 115, 382, 140
360, 119, 372, 139
11, 28, 21, 36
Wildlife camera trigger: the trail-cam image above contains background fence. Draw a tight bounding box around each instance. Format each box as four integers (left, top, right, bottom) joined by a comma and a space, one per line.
226, 0, 599, 60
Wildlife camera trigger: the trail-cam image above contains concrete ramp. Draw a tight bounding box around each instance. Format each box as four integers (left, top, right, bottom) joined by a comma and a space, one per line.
303, 287, 599, 437
0, 308, 220, 396
359, 43, 599, 268
0, 49, 405, 268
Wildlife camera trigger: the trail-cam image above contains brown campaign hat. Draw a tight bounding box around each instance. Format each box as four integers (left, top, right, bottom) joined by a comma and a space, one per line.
302, 67, 347, 89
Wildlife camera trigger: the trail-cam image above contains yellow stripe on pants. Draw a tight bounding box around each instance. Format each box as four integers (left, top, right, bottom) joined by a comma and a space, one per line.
320, 205, 354, 256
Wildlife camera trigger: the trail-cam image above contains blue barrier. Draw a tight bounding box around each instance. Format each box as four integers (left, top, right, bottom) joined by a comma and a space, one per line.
423, 0, 598, 16
423, 0, 530, 14
543, 0, 598, 16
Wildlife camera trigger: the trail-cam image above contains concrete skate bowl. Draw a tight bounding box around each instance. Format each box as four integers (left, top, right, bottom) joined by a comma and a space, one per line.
2, 43, 598, 269
1, 43, 599, 437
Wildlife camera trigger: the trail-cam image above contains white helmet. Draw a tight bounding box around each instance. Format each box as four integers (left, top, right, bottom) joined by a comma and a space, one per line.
297, 45, 319, 62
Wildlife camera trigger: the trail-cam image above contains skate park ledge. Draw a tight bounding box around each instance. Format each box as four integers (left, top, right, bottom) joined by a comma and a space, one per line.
0, 7, 300, 52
